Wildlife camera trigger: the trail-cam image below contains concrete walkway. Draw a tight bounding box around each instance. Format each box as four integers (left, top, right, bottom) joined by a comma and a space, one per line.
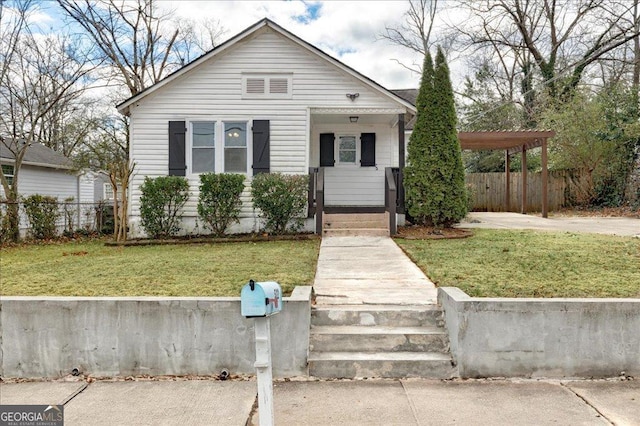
460, 212, 640, 237
313, 236, 437, 305
2, 378, 638, 425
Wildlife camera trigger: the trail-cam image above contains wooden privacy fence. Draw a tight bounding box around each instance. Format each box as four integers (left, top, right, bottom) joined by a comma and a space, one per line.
466, 171, 583, 213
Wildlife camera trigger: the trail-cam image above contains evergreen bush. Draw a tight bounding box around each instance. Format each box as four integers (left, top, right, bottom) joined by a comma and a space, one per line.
139, 176, 190, 238
197, 173, 245, 237
404, 48, 468, 227
251, 173, 308, 234
23, 194, 60, 239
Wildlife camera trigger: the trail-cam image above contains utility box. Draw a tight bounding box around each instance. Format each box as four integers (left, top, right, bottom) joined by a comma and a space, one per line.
241, 280, 282, 318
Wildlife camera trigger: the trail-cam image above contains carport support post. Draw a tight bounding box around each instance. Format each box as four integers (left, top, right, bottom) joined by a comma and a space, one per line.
541, 138, 548, 218
505, 151, 511, 212
521, 145, 527, 214
254, 317, 275, 426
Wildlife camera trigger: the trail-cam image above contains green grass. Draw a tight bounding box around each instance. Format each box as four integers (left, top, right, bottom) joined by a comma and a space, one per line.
0, 239, 321, 297
396, 229, 640, 298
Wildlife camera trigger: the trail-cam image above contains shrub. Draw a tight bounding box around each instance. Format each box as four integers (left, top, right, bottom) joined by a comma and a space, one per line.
23, 194, 60, 239
197, 173, 245, 237
139, 176, 190, 238
251, 173, 308, 234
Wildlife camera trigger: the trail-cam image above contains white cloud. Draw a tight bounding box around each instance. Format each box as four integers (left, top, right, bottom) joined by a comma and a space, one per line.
161, 0, 423, 89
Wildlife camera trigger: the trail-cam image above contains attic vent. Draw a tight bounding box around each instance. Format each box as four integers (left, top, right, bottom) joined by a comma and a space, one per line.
242, 74, 292, 99
246, 78, 265, 94
270, 78, 288, 94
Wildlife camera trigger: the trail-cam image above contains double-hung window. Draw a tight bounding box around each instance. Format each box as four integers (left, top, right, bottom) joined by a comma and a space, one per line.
337, 135, 357, 165
224, 122, 247, 173
192, 122, 216, 173
1, 164, 14, 185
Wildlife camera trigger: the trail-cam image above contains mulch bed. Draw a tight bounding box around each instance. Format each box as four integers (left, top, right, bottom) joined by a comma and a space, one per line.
396, 225, 473, 240
104, 233, 320, 247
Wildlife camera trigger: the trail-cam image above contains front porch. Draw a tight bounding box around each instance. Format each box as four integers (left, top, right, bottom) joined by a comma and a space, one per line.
308, 166, 402, 236
308, 109, 407, 235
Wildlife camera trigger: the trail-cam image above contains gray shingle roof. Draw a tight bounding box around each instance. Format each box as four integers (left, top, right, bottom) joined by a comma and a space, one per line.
0, 141, 72, 169
391, 89, 418, 130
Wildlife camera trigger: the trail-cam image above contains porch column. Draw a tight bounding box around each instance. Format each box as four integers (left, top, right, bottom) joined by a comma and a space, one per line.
505, 150, 511, 212
521, 145, 527, 214
541, 138, 548, 218
398, 113, 405, 213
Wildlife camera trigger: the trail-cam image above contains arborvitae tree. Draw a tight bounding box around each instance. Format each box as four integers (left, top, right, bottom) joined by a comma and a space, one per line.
404, 52, 435, 224
405, 47, 468, 227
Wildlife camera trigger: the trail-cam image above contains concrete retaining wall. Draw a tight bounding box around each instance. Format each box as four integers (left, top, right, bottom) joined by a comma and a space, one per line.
0, 287, 312, 379
438, 287, 640, 378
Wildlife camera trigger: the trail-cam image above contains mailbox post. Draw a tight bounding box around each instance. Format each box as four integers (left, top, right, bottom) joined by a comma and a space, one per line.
240, 280, 282, 426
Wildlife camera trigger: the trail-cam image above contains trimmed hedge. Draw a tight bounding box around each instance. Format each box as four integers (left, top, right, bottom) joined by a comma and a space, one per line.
197, 173, 245, 237
139, 176, 190, 238
251, 173, 308, 235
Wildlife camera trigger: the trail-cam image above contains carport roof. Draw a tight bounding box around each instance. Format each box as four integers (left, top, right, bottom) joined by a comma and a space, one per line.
458, 130, 555, 154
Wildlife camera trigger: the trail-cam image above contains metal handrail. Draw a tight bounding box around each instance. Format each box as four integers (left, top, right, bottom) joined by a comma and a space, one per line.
308, 167, 324, 234
385, 167, 398, 235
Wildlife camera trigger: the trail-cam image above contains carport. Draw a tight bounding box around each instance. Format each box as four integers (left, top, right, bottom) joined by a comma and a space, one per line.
458, 130, 555, 218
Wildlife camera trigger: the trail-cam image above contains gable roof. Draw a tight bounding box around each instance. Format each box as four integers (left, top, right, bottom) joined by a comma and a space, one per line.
117, 18, 416, 115
0, 142, 73, 169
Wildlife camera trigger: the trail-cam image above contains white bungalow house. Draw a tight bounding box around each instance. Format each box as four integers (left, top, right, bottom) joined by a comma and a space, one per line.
117, 18, 416, 236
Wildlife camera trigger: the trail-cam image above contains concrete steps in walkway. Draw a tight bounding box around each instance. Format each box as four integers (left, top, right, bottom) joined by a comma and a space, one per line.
322, 213, 389, 237
308, 305, 457, 379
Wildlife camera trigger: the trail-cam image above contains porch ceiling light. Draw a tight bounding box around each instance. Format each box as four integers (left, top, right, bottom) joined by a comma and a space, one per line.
349, 116, 359, 123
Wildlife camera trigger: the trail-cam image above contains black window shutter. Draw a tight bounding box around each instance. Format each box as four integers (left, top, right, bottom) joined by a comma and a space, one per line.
252, 120, 270, 175
168, 121, 186, 176
320, 133, 335, 167
360, 133, 376, 167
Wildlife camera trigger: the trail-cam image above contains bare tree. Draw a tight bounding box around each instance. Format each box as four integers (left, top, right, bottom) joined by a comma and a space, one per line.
172, 17, 224, 66
0, 1, 93, 242
452, 0, 640, 101
57, 0, 223, 241
57, 0, 182, 97
380, 0, 439, 73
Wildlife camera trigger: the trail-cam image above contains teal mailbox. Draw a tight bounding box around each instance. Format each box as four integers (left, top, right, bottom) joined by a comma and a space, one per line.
241, 280, 282, 318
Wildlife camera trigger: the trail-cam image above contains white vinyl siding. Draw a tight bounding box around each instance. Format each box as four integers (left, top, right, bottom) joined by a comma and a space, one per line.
128, 27, 406, 225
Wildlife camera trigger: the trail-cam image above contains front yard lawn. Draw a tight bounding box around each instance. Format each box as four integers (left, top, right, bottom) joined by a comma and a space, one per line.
396, 229, 640, 298
0, 239, 320, 297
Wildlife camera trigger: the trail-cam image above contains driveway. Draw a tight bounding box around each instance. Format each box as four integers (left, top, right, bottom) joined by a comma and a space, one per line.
458, 212, 640, 237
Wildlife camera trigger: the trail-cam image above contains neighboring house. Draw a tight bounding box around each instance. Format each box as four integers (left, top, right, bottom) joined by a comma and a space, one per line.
117, 18, 416, 236
0, 142, 104, 233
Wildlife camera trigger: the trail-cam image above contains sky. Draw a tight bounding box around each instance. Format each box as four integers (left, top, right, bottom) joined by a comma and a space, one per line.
30, 0, 456, 90
158, 0, 426, 89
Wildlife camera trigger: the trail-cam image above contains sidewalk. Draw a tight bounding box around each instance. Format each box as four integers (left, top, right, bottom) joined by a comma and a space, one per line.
1, 378, 638, 425
313, 236, 438, 305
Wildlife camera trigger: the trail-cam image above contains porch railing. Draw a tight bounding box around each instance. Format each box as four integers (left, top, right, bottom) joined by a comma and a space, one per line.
385, 167, 399, 235
308, 167, 324, 234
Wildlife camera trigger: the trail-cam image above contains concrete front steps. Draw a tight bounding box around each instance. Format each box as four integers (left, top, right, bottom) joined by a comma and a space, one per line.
322, 212, 389, 237
308, 304, 457, 379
